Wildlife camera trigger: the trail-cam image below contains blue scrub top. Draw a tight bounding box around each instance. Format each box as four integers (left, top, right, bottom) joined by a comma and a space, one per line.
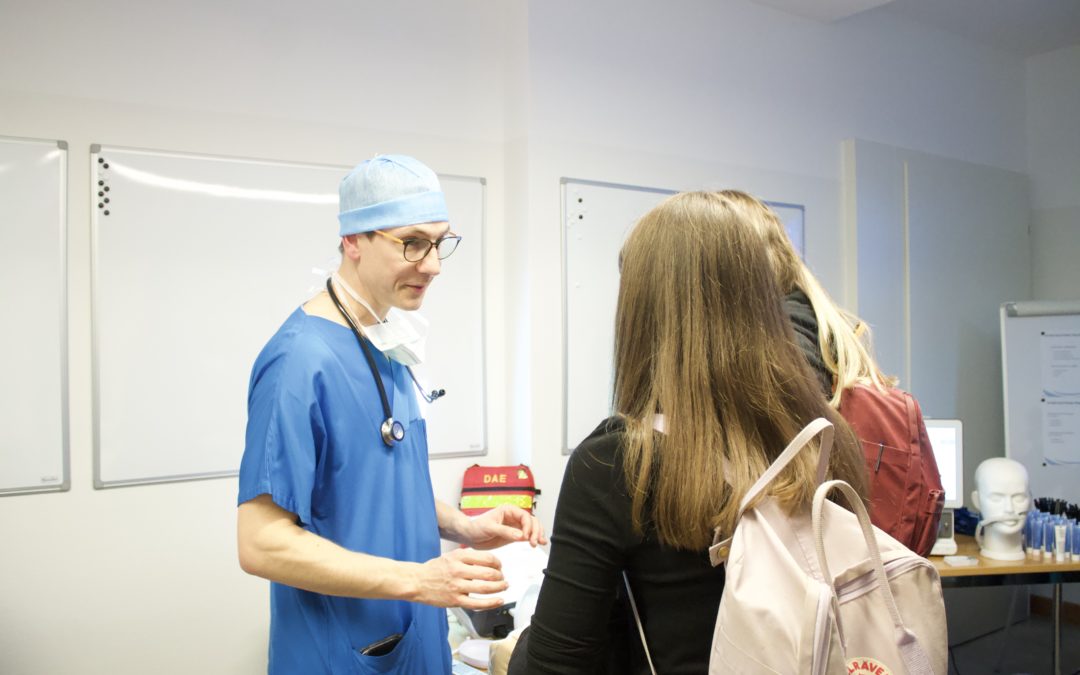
239, 308, 450, 674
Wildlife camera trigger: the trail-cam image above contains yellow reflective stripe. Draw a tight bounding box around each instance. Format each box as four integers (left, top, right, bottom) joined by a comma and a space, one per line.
459, 494, 534, 510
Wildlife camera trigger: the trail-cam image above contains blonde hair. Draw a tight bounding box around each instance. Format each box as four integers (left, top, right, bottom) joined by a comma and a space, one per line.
614, 192, 867, 550
716, 190, 897, 407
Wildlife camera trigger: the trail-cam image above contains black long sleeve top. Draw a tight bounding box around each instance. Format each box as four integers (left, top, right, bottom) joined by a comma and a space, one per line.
784, 288, 832, 396
523, 418, 726, 675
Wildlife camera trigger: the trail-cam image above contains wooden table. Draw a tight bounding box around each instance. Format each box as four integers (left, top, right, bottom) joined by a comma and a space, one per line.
930, 535, 1080, 675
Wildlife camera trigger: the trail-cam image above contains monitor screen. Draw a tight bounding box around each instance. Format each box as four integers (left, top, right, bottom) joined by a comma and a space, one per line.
924, 419, 963, 509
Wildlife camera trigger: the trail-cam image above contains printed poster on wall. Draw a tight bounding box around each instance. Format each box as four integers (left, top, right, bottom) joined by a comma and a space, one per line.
1040, 331, 1080, 465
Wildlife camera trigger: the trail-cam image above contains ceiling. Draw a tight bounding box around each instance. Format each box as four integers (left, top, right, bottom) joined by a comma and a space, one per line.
749, 0, 1080, 57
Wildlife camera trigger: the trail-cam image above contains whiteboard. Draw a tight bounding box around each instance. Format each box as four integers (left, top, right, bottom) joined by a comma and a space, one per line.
91, 146, 485, 488
562, 179, 674, 452
561, 178, 807, 452
0, 137, 69, 495
1001, 301, 1080, 499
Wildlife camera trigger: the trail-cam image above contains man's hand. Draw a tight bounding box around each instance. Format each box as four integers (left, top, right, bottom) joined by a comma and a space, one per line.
466, 504, 548, 550
410, 548, 508, 610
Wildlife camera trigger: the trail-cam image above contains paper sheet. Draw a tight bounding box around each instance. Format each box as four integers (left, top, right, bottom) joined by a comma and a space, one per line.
1040, 332, 1080, 465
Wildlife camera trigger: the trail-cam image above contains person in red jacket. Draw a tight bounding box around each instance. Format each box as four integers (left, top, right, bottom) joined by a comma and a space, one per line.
719, 189, 944, 555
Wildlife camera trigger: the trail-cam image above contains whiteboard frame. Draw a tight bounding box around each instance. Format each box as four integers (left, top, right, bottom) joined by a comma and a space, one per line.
89, 145, 487, 489
560, 178, 676, 455
1000, 300, 1080, 499
0, 136, 70, 496
764, 200, 805, 259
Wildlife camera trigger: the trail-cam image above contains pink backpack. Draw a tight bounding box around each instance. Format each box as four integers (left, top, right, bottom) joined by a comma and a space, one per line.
627, 418, 947, 675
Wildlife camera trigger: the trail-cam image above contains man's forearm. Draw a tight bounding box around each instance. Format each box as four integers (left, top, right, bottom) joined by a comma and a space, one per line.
238, 495, 421, 601
435, 499, 474, 545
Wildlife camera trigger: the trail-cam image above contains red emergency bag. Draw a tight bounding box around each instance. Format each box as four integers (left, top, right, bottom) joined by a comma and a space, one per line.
459, 464, 540, 516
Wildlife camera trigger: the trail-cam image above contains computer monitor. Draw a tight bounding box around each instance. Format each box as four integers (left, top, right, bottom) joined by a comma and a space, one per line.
924, 419, 963, 509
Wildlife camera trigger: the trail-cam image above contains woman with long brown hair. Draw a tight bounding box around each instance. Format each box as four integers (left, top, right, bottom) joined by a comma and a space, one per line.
521, 191, 868, 674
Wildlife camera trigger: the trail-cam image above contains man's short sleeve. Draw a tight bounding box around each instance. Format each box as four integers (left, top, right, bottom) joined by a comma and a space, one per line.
238, 348, 324, 526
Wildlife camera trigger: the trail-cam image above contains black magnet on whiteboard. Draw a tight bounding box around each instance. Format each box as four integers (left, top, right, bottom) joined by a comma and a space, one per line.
98, 180, 104, 186
98, 157, 104, 164
103, 163, 109, 169
98, 203, 103, 208
578, 214, 583, 220
104, 186, 110, 192
578, 197, 583, 203
104, 198, 110, 204
98, 191, 104, 197
104, 210, 110, 216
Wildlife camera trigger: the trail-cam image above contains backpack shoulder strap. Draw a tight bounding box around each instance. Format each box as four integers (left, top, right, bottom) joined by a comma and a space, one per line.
903, 390, 920, 452
622, 571, 658, 675
737, 418, 834, 515
709, 418, 834, 565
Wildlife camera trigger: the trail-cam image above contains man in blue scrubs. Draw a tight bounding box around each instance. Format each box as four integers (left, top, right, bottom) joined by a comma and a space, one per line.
237, 155, 545, 674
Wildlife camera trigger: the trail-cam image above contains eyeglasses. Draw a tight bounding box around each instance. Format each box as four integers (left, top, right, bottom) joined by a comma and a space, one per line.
374, 229, 462, 262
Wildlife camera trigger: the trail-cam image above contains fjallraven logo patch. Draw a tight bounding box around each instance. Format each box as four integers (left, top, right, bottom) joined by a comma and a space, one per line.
848, 657, 893, 675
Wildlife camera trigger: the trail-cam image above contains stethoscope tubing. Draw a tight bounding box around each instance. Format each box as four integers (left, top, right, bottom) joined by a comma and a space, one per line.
325, 278, 403, 446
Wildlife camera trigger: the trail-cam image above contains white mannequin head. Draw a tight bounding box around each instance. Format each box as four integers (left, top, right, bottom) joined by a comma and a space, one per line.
971, 457, 1030, 561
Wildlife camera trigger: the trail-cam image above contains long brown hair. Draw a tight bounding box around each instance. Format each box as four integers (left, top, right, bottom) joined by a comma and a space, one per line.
717, 189, 897, 406
614, 191, 867, 550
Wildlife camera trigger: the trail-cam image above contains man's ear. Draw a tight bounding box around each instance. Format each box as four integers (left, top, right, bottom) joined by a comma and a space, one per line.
341, 234, 363, 261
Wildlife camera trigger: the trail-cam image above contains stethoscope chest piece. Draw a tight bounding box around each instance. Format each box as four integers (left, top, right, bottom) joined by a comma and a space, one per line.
381, 418, 406, 447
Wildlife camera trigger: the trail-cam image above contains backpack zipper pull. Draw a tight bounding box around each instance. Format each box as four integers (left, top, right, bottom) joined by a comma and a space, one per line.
875, 442, 884, 473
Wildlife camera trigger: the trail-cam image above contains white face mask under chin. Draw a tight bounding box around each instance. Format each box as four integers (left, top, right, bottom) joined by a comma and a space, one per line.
330, 272, 429, 366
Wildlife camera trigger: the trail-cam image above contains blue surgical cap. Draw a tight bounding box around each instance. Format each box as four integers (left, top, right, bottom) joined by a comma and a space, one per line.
338, 154, 449, 236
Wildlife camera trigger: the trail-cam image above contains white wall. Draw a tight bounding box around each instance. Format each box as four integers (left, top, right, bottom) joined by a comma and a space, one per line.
1027, 44, 1080, 301
847, 139, 1032, 479
515, 0, 1030, 535
0, 0, 1059, 672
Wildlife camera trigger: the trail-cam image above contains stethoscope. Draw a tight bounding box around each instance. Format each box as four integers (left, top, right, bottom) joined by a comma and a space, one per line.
325, 278, 445, 447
